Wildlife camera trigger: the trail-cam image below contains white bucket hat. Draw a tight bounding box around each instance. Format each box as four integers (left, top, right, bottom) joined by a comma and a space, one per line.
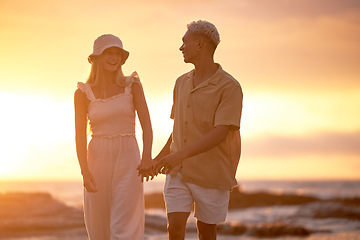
88, 34, 129, 65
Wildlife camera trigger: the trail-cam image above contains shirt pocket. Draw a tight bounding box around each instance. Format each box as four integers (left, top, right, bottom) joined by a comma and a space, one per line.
191, 92, 217, 125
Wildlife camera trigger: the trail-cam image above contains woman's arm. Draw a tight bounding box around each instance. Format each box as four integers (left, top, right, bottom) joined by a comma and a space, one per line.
131, 81, 154, 181
74, 89, 97, 192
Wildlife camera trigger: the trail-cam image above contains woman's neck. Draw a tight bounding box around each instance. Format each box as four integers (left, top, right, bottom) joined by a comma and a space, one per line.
103, 71, 116, 85
102, 68, 125, 85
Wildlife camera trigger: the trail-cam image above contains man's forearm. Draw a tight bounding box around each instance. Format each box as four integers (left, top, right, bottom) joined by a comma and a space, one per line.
155, 134, 172, 160
178, 125, 230, 160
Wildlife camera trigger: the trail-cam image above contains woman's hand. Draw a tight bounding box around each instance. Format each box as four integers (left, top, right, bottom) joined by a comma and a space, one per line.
82, 169, 97, 192
137, 157, 156, 182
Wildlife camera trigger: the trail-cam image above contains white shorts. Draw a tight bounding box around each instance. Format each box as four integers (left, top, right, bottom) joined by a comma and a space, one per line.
164, 172, 230, 224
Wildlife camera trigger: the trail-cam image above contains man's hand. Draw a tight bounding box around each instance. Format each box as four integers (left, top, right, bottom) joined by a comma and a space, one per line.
155, 151, 184, 174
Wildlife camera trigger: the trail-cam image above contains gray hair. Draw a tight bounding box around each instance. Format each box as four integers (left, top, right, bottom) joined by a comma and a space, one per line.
187, 20, 220, 46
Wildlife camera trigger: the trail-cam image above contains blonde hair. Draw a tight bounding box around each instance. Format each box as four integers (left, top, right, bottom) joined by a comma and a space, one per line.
84, 55, 126, 136
86, 56, 126, 88
187, 20, 220, 47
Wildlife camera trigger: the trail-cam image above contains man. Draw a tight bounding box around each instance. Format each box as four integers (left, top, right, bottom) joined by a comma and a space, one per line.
155, 20, 243, 240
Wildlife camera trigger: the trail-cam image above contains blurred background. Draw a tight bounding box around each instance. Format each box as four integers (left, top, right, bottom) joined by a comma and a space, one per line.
0, 0, 359, 182
1, 1, 360, 239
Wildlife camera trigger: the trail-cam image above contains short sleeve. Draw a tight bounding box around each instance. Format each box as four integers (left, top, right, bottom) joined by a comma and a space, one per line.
77, 82, 96, 101
214, 84, 243, 130
125, 71, 142, 93
170, 87, 176, 119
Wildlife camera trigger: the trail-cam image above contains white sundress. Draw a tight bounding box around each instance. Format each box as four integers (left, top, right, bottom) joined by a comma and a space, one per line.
77, 73, 144, 240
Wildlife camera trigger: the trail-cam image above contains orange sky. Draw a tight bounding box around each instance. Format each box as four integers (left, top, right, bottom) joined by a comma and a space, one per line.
0, 0, 359, 181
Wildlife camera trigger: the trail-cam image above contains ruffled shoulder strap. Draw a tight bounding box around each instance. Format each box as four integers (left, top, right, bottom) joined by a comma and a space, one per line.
125, 71, 142, 94
77, 82, 96, 101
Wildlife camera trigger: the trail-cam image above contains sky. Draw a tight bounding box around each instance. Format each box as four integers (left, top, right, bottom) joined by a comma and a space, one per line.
0, 0, 359, 181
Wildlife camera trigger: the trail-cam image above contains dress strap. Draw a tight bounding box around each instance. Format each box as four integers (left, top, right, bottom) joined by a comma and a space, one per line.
77, 82, 96, 101
125, 71, 142, 94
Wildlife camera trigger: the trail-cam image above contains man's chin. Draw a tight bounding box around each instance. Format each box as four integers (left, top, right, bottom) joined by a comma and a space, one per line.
183, 58, 191, 63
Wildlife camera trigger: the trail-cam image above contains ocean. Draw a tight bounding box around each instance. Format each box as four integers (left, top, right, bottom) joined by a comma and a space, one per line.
0, 179, 359, 239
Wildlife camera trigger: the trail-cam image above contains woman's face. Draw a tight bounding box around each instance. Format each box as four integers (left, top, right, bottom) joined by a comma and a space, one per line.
101, 47, 123, 72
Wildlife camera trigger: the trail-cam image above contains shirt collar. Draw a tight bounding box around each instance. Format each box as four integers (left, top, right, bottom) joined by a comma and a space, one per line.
207, 64, 223, 85
186, 64, 223, 87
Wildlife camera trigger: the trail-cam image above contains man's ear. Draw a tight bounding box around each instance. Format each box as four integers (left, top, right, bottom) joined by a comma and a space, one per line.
197, 37, 205, 51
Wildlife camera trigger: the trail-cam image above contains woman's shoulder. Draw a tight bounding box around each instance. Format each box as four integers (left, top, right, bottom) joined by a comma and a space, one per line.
74, 85, 85, 96
75, 82, 95, 102
126, 71, 141, 84
74, 88, 88, 107
126, 72, 142, 90
126, 72, 144, 97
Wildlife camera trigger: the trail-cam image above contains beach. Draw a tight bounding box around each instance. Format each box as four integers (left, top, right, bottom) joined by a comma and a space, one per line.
0, 180, 359, 239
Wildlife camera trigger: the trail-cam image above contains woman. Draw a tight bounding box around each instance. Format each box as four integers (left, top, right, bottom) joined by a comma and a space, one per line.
74, 34, 154, 239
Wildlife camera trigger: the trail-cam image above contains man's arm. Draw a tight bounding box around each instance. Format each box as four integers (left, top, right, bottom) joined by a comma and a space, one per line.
154, 134, 172, 161
155, 125, 230, 174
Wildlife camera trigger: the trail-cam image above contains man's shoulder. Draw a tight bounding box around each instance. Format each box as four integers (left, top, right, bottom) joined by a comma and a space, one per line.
219, 68, 241, 88
176, 69, 194, 81
174, 70, 194, 89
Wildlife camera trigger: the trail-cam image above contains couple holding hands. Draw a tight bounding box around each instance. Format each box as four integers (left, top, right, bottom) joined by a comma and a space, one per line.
74, 20, 243, 240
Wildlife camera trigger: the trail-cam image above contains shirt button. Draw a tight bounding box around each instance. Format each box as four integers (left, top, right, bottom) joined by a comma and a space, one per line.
183, 139, 187, 143
185, 121, 188, 125
187, 104, 190, 108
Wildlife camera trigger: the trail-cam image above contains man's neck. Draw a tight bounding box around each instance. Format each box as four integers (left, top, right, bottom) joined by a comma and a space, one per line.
193, 59, 218, 88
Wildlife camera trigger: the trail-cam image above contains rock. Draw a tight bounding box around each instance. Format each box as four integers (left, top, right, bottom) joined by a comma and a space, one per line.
217, 222, 247, 235
249, 222, 312, 237
145, 214, 167, 232
295, 201, 360, 220
0, 192, 84, 233
145, 192, 165, 209
228, 187, 319, 209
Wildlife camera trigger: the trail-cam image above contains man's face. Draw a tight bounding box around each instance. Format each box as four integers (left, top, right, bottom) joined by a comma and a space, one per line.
179, 30, 199, 63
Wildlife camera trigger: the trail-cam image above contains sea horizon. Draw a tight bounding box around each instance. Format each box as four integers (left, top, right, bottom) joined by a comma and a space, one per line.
0, 179, 359, 240
0, 178, 359, 207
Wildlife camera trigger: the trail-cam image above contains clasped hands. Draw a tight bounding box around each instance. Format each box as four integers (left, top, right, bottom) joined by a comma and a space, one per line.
137, 152, 184, 182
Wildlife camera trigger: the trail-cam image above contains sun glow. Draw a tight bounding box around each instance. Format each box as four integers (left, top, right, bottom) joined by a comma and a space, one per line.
1, 87, 359, 181
0, 90, 176, 180
0, 92, 75, 180
0, 0, 359, 181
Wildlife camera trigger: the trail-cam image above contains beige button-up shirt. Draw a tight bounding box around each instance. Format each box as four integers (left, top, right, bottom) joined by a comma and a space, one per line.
170, 65, 243, 190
